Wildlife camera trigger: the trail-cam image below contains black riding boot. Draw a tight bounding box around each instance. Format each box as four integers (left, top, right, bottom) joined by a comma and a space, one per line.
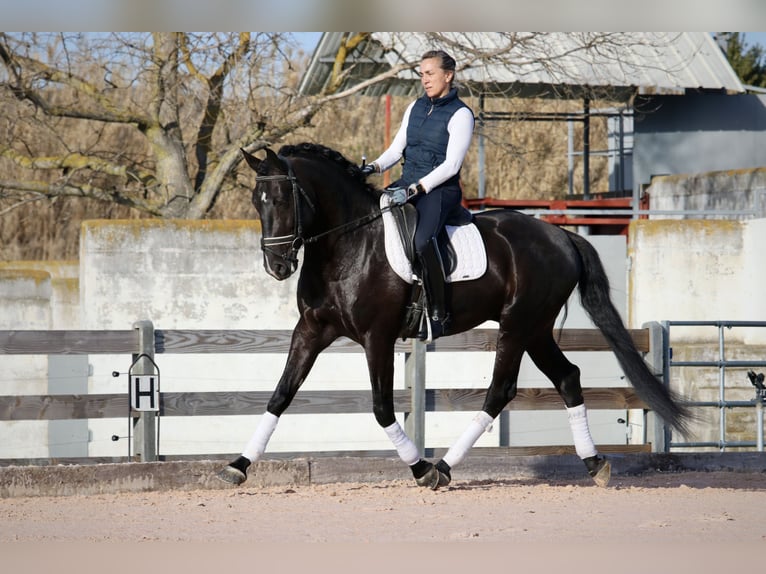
418, 239, 449, 339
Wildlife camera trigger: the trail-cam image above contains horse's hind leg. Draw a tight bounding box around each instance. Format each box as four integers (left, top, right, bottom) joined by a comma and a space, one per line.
526, 333, 611, 487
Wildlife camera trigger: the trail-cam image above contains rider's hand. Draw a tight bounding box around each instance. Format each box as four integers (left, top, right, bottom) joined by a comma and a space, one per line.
407, 183, 420, 197
389, 187, 408, 205
360, 162, 376, 177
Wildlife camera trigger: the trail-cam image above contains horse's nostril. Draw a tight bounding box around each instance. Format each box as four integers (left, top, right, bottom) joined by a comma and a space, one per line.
267, 259, 292, 281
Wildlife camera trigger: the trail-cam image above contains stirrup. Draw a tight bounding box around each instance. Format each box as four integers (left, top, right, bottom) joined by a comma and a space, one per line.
417, 308, 433, 342
417, 305, 449, 342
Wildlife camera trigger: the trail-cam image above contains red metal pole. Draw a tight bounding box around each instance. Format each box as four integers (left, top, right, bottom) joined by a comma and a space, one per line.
384, 94, 391, 187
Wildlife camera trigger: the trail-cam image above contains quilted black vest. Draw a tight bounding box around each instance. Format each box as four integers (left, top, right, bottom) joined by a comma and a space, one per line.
400, 88, 470, 188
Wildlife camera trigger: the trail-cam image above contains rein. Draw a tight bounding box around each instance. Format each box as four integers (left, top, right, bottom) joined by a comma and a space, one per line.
302, 208, 387, 245
256, 160, 390, 271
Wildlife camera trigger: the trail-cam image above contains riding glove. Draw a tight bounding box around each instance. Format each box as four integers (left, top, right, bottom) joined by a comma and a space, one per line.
360, 163, 376, 177
389, 187, 408, 205
408, 183, 425, 196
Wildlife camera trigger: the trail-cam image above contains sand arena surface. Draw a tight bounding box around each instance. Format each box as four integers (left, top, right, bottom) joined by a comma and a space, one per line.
1, 470, 765, 544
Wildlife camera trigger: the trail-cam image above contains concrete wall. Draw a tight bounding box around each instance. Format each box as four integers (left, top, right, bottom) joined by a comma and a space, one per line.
0, 268, 52, 332
79, 219, 311, 458
0, 269, 53, 458
629, 218, 766, 343
647, 167, 766, 219
79, 220, 296, 330
628, 218, 766, 449
3, 220, 631, 459
0, 261, 79, 329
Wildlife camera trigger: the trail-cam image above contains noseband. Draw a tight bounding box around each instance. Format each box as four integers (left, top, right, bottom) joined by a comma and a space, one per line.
256, 161, 315, 273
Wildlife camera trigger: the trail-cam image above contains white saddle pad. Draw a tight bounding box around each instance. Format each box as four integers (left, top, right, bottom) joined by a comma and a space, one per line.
380, 194, 487, 284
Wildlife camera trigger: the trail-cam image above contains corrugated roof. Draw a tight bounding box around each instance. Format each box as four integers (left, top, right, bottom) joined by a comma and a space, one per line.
298, 32, 744, 100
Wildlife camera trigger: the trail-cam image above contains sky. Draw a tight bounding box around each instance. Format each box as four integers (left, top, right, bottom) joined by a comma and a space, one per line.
296, 32, 322, 53
742, 32, 766, 48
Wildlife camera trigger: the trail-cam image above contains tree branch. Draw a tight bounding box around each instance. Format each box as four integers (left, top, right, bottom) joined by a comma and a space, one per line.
1, 147, 157, 187
0, 35, 152, 128
327, 32, 371, 93
182, 32, 252, 192
0, 178, 165, 216
0, 192, 46, 217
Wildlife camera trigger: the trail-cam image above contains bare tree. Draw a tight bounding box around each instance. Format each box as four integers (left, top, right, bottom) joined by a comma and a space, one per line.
0, 32, 693, 222
0, 33, 271, 217
0, 32, 415, 220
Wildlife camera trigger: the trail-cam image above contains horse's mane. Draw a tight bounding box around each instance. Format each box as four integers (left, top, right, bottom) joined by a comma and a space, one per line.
278, 143, 381, 200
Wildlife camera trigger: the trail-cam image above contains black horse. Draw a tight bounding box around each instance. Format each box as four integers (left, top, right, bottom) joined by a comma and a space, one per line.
218, 142, 688, 489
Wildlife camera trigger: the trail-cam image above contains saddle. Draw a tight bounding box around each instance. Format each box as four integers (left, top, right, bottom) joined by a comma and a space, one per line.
388, 199, 474, 277
382, 192, 485, 340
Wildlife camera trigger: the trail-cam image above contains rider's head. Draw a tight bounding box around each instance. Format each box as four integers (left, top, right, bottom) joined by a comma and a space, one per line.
419, 50, 456, 100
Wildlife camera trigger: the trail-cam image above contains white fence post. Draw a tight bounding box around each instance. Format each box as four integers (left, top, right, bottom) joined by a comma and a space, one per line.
132, 320, 157, 462
642, 321, 667, 453
404, 338, 426, 456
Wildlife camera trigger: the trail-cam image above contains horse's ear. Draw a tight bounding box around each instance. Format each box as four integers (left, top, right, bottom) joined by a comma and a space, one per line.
240, 148, 261, 172
264, 147, 281, 166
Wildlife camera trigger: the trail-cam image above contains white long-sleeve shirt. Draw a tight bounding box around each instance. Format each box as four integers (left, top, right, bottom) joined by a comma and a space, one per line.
372, 100, 474, 192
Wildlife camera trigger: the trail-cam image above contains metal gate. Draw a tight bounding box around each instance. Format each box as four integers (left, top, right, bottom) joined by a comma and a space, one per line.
661, 320, 766, 452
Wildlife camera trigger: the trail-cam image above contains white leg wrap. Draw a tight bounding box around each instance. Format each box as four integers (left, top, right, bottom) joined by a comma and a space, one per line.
383, 421, 420, 466
242, 411, 279, 462
442, 411, 494, 468
567, 404, 598, 459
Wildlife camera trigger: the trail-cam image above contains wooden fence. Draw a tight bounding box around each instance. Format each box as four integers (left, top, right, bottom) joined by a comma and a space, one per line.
0, 323, 658, 463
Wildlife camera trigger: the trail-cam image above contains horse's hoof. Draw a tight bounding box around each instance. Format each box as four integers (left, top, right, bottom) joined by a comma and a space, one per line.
415, 464, 451, 490
217, 465, 247, 486
434, 459, 451, 488
415, 465, 440, 490
436, 468, 451, 488
590, 459, 611, 488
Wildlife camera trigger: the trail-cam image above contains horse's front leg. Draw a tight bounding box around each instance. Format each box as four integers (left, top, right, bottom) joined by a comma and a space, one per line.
218, 318, 335, 485
364, 336, 436, 488
426, 326, 527, 490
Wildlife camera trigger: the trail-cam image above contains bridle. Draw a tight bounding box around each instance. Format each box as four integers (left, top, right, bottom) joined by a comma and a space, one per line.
255, 160, 315, 273
256, 158, 390, 274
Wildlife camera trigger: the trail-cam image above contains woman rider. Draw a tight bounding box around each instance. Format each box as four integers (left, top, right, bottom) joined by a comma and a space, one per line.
362, 49, 474, 338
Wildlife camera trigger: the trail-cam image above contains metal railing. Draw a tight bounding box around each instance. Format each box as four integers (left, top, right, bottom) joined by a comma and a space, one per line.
662, 320, 766, 452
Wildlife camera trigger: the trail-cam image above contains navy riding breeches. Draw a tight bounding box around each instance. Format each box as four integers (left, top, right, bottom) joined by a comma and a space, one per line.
411, 185, 462, 254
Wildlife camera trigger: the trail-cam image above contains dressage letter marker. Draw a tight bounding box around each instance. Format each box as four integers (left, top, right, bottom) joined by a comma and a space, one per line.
130, 375, 159, 411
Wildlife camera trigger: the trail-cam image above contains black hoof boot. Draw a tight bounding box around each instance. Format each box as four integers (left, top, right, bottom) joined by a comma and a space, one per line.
583, 455, 611, 488
410, 459, 438, 489
217, 455, 251, 486
434, 459, 452, 488
410, 459, 451, 490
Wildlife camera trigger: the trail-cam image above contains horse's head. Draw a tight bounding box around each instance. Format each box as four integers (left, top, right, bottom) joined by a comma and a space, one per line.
242, 142, 380, 281
242, 147, 310, 281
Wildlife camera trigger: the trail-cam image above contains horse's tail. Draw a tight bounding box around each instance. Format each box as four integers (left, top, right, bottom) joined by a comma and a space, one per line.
567, 232, 691, 435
